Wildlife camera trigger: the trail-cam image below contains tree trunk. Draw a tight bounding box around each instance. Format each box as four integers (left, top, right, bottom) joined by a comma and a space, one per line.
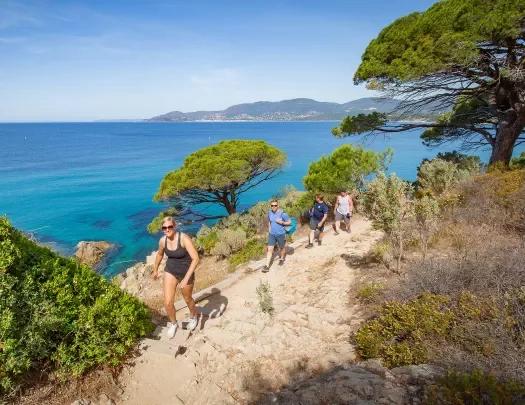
490, 124, 521, 166
221, 192, 235, 215
490, 100, 525, 166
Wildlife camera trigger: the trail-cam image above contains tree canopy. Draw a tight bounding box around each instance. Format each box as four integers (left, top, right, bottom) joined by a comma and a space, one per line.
333, 0, 525, 166
302, 144, 394, 194
150, 140, 286, 229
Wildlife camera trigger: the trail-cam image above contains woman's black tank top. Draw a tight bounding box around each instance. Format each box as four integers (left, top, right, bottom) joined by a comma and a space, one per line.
164, 232, 191, 275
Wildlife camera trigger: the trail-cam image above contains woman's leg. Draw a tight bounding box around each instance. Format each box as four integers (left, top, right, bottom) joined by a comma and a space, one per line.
163, 272, 179, 323
181, 282, 196, 318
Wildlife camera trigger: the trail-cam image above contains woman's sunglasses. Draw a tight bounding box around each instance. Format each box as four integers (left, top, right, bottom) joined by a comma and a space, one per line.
162, 225, 174, 231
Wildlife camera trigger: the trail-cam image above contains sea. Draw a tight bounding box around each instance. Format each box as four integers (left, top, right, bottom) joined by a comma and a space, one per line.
1, 122, 522, 277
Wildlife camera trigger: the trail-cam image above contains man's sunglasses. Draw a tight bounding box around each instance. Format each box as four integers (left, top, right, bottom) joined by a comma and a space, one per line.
162, 225, 174, 231
270, 204, 278, 207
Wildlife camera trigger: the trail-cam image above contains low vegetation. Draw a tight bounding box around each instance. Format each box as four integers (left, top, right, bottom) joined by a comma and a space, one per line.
0, 217, 154, 397
354, 158, 525, 402
256, 281, 274, 315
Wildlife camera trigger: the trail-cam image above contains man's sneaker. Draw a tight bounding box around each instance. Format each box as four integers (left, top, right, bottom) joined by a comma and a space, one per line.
262, 265, 270, 273
166, 321, 178, 339
332, 223, 339, 235
318, 240, 322, 246
187, 317, 198, 331
278, 259, 285, 266
305, 243, 314, 249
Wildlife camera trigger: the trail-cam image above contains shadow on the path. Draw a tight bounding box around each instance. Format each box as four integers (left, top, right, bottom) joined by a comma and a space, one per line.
196, 288, 229, 331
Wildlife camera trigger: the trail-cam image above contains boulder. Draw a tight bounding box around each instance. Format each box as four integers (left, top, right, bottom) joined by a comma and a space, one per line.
75, 241, 113, 267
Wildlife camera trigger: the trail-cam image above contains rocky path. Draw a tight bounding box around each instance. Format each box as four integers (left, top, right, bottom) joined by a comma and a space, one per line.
115, 220, 435, 405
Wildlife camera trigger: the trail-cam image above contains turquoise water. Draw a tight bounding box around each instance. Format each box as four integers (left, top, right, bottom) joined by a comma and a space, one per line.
1, 122, 521, 277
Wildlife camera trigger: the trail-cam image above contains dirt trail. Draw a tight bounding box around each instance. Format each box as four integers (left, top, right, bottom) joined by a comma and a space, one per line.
118, 219, 383, 405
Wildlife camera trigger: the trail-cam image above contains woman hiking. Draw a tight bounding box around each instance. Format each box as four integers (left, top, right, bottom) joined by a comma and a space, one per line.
332, 189, 354, 234
153, 216, 199, 339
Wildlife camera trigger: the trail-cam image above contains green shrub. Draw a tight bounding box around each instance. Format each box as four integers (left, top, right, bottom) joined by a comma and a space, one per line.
194, 225, 219, 254
369, 241, 393, 266
510, 152, 525, 170
256, 281, 274, 315
229, 238, 266, 269
360, 172, 414, 272
418, 159, 458, 196
0, 217, 154, 393
425, 369, 525, 405
415, 195, 440, 258
357, 282, 384, 302
355, 292, 454, 367
210, 228, 247, 257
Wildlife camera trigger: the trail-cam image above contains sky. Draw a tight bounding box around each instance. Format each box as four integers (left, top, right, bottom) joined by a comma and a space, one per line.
0, 0, 437, 121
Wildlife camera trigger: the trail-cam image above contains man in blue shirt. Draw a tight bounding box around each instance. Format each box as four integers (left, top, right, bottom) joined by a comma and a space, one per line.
306, 194, 328, 248
263, 200, 291, 272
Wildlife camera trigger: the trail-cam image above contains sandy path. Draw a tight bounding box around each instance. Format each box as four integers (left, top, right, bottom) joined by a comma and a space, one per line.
117, 219, 382, 405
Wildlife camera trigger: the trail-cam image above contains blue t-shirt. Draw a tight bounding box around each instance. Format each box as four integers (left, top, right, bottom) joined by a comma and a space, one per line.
268, 210, 291, 236
312, 201, 329, 221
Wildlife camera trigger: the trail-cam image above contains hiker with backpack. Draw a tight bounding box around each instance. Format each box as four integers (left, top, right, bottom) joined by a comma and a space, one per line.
306, 194, 329, 248
263, 200, 293, 272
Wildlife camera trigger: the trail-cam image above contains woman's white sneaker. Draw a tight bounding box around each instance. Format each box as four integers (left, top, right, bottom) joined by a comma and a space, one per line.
166, 321, 178, 339
187, 317, 198, 331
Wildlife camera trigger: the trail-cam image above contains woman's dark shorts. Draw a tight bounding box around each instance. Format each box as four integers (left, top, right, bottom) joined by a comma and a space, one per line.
165, 268, 195, 284
309, 217, 325, 231
268, 233, 286, 247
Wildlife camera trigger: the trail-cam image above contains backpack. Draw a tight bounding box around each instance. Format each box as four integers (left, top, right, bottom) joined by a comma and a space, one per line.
268, 210, 296, 235
284, 218, 297, 235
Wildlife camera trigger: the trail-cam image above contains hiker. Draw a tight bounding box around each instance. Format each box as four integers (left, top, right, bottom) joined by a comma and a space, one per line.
306, 194, 328, 248
153, 216, 199, 339
263, 200, 291, 272
332, 189, 354, 234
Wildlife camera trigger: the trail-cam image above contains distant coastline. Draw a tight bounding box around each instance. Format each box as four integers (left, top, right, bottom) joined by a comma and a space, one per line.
93, 97, 446, 124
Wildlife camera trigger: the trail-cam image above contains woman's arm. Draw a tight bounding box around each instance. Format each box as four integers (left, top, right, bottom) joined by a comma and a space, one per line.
152, 238, 165, 280
179, 234, 200, 288
334, 195, 339, 214
349, 196, 354, 213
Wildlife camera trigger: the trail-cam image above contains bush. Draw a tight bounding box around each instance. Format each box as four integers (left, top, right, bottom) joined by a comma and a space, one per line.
0, 217, 154, 394
229, 238, 266, 269
415, 196, 440, 258
418, 159, 458, 196
210, 227, 247, 257
355, 292, 454, 367
256, 281, 274, 315
194, 224, 218, 254
357, 282, 385, 303
416, 154, 480, 196
368, 241, 393, 268
510, 152, 525, 170
360, 172, 414, 272
425, 369, 525, 405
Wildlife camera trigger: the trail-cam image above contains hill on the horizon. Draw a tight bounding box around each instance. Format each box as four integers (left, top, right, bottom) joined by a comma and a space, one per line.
146, 97, 444, 122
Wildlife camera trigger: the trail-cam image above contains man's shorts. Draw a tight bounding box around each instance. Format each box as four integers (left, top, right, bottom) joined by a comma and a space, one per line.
309, 217, 325, 232
335, 212, 352, 223
268, 233, 286, 247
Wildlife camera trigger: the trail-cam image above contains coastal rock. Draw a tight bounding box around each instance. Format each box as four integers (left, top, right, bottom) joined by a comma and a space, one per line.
257, 362, 444, 405
75, 241, 113, 267
115, 251, 165, 298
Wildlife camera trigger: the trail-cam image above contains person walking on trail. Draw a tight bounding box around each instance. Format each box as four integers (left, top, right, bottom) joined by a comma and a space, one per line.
263, 200, 291, 272
333, 189, 354, 234
153, 216, 200, 339
306, 194, 328, 248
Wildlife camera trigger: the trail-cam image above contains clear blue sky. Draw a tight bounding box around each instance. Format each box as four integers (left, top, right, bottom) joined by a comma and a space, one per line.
0, 0, 437, 121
